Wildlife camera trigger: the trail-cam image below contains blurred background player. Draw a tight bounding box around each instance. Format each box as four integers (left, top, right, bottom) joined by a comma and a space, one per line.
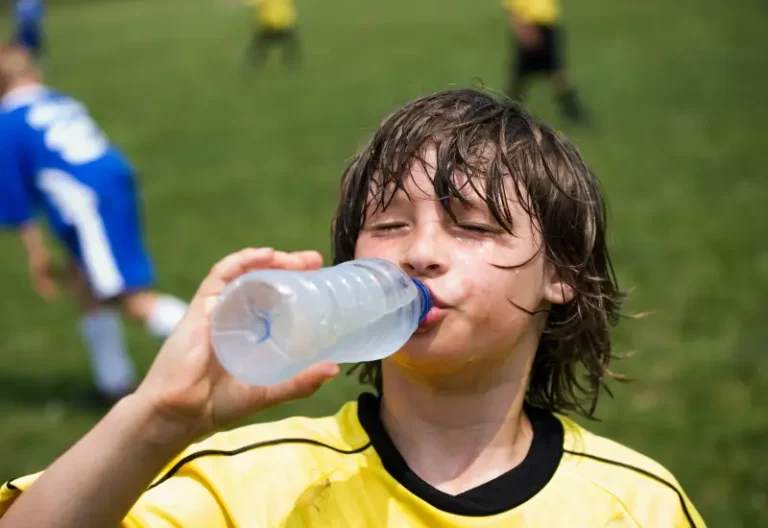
244, 0, 301, 70
11, 0, 45, 63
504, 0, 588, 124
0, 45, 188, 403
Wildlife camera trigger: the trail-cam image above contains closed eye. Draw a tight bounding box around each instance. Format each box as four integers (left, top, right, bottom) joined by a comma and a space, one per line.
457, 223, 495, 234
372, 222, 408, 232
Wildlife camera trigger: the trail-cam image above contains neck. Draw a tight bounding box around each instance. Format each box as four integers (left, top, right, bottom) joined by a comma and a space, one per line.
379, 352, 535, 495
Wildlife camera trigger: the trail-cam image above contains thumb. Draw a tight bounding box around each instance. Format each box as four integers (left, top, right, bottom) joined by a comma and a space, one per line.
258, 362, 340, 407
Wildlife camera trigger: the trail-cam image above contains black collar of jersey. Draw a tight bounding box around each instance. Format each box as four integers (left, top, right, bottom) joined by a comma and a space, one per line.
357, 392, 564, 516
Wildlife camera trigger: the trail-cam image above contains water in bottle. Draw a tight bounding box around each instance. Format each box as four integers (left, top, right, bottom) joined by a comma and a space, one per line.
210, 258, 432, 386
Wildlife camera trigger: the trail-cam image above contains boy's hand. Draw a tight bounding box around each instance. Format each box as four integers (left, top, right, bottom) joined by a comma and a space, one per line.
28, 252, 59, 300
18, 221, 59, 300
131, 248, 340, 445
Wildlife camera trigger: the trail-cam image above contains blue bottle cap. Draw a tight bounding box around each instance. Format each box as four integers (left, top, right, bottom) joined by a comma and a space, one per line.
411, 279, 432, 324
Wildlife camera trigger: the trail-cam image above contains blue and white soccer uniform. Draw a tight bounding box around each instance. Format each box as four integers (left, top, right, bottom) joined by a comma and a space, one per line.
14, 0, 45, 57
0, 86, 156, 299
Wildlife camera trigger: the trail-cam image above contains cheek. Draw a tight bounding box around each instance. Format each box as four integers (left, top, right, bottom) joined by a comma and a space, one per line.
450, 256, 508, 304
455, 273, 511, 325
455, 267, 532, 325
458, 274, 493, 302
354, 236, 395, 260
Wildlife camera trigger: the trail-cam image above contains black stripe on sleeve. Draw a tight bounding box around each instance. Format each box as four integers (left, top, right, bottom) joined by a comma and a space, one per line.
148, 438, 371, 490
4, 481, 20, 491
563, 449, 698, 528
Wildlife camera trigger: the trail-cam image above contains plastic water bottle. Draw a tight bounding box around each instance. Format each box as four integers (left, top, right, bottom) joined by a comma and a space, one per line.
210, 258, 431, 386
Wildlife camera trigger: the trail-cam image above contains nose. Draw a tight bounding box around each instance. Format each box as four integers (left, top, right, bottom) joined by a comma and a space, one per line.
399, 222, 449, 279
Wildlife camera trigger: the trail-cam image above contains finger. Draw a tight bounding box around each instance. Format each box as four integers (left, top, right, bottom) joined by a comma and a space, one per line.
43, 289, 58, 301
290, 250, 323, 270
33, 282, 47, 299
270, 251, 317, 271
259, 362, 340, 405
195, 248, 275, 301
34, 276, 54, 296
44, 279, 59, 300
271, 251, 304, 270
272, 250, 323, 271
38, 286, 56, 301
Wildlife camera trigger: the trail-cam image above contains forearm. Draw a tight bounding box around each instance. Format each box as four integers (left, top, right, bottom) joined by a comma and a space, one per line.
0, 396, 193, 528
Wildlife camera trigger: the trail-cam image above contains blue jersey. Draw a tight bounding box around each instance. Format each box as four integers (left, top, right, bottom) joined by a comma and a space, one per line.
15, 0, 44, 24
0, 85, 134, 228
0, 85, 155, 299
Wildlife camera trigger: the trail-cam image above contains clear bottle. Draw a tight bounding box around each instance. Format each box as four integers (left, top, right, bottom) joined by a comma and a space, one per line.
210, 258, 431, 386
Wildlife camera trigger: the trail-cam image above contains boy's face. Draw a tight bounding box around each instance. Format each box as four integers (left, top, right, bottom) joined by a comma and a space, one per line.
354, 146, 572, 377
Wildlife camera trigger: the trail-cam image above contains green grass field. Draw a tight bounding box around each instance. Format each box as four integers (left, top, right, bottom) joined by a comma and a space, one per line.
1, 0, 766, 525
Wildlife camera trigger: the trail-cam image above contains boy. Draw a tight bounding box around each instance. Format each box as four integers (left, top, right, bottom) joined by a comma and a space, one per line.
244, 0, 301, 69
504, 0, 588, 124
12, 0, 45, 62
0, 89, 705, 527
0, 44, 188, 402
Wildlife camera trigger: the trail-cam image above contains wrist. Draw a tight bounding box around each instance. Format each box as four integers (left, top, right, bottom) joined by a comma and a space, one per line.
115, 394, 199, 455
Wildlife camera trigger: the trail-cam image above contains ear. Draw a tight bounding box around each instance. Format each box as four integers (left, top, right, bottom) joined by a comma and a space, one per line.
543, 266, 575, 305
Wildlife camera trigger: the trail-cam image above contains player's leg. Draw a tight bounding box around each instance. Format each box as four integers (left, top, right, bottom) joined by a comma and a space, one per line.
61, 171, 187, 393
66, 260, 137, 400
40, 170, 137, 401
553, 71, 586, 123
94, 175, 189, 340
506, 34, 524, 101
244, 27, 259, 67
245, 26, 273, 68
507, 33, 529, 102
281, 28, 302, 69
120, 290, 188, 340
547, 26, 589, 124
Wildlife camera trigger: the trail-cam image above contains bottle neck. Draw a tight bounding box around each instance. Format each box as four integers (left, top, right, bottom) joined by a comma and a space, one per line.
411, 279, 432, 324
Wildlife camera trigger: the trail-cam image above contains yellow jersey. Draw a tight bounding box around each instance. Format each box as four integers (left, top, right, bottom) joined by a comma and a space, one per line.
250, 0, 296, 31
1, 394, 706, 527
505, 0, 560, 25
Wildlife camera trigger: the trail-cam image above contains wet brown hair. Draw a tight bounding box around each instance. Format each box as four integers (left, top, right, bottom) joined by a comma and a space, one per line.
331, 88, 625, 419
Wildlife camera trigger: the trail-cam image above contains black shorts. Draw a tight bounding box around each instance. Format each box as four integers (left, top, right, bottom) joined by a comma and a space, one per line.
514, 24, 562, 77
257, 27, 297, 42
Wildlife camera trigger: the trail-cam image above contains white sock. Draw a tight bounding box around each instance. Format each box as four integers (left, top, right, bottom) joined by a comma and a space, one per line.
78, 309, 136, 397
146, 295, 188, 339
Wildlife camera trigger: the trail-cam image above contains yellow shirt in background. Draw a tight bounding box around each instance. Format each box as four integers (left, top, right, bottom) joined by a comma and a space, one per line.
250, 0, 296, 30
505, 0, 560, 25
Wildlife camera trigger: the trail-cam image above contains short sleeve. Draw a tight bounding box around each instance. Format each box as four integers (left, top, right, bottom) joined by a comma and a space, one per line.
0, 473, 41, 517
670, 485, 707, 528
1, 466, 231, 527
122, 473, 230, 528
